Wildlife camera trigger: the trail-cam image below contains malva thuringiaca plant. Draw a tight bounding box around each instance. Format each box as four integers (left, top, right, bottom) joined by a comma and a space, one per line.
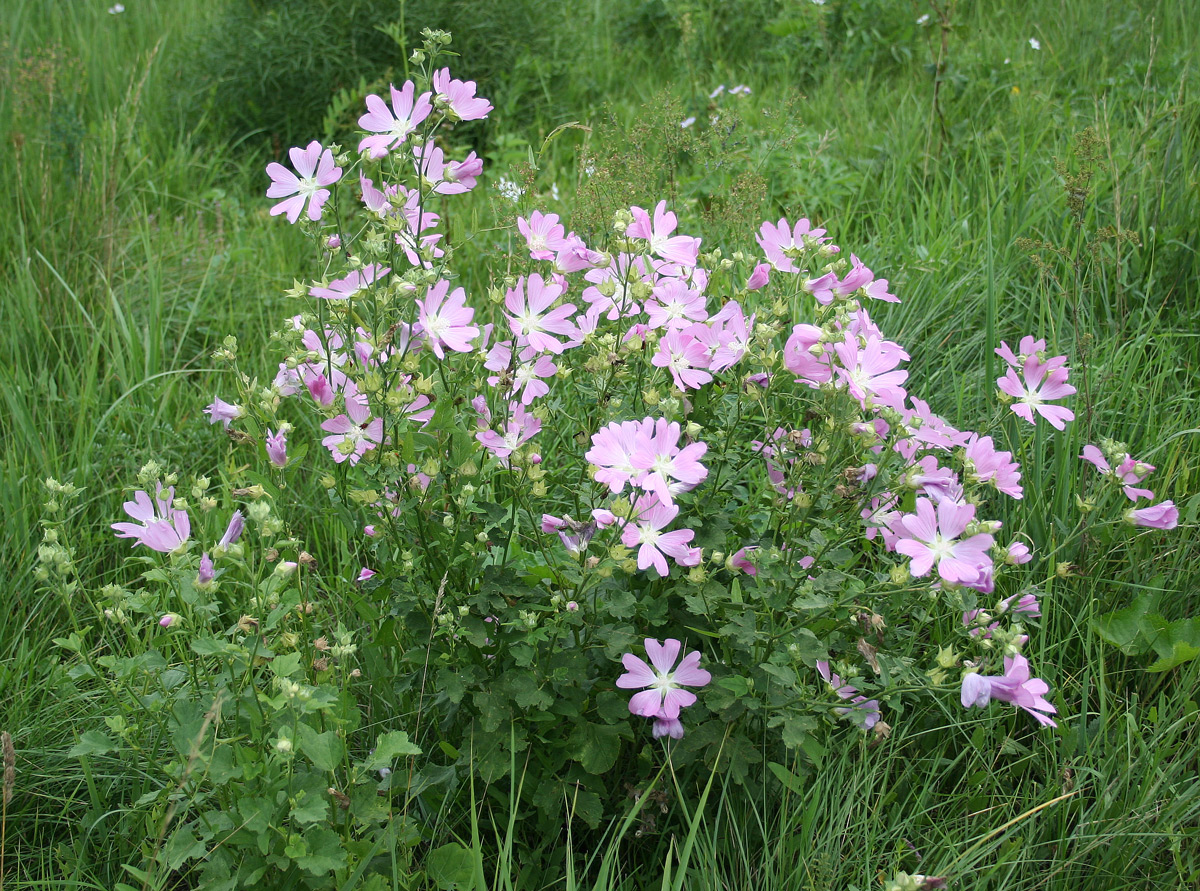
40, 30, 1182, 887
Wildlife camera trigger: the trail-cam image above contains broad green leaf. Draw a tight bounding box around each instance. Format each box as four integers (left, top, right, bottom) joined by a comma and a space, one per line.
294, 826, 347, 875
69, 731, 116, 757
298, 723, 344, 772
427, 842, 476, 890
362, 730, 421, 770
569, 722, 624, 775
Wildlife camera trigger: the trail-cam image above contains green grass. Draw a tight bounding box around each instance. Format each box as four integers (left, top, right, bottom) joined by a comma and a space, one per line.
1, 0, 1198, 887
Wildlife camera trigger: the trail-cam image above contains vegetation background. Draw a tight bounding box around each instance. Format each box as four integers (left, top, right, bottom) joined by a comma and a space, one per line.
0, 0, 1197, 887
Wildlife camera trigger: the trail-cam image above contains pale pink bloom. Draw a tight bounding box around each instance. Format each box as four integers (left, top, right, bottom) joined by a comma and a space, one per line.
159, 614, 177, 628
431, 67, 493, 121
1126, 501, 1178, 530
1080, 445, 1156, 501
833, 333, 909, 410
583, 253, 645, 320
899, 397, 969, 451
995, 336, 1049, 369
646, 279, 707, 330
816, 661, 881, 729
306, 373, 336, 407
1000, 591, 1040, 616
745, 263, 770, 290
756, 218, 828, 273
553, 234, 605, 273
517, 211, 570, 261
894, 497, 994, 588
961, 655, 1057, 727
808, 254, 895, 305
964, 435, 1023, 499
265, 429, 288, 467
358, 567, 376, 582
266, 141, 342, 223
586, 420, 648, 494
204, 396, 242, 430
708, 301, 753, 372
621, 494, 702, 576
653, 327, 713, 391
112, 485, 191, 553
309, 264, 389, 300
417, 280, 479, 358
629, 417, 709, 506
783, 324, 834, 386
504, 273, 576, 354
413, 141, 480, 194
1004, 541, 1033, 565
616, 638, 711, 722
997, 357, 1076, 430
358, 81, 433, 158
730, 546, 759, 575
320, 393, 384, 465
218, 510, 245, 549
197, 552, 215, 585
476, 403, 542, 464
627, 201, 701, 267
540, 515, 595, 554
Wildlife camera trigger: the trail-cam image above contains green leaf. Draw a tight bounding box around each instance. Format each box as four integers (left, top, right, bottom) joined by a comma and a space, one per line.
294, 826, 347, 875
162, 825, 207, 870
271, 651, 303, 678
191, 637, 240, 657
568, 722, 624, 775
297, 723, 344, 773
1146, 641, 1200, 672
290, 791, 329, 825
1092, 593, 1158, 655
792, 628, 827, 663
428, 843, 476, 889
362, 730, 421, 770
69, 731, 117, 757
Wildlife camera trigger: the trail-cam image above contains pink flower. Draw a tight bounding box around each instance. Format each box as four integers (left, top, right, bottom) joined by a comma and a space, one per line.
413, 142, 481, 194
358, 81, 433, 158
1080, 445, 1156, 501
517, 211, 570, 261
652, 327, 713, 391
320, 392, 384, 465
833, 333, 909, 410
620, 494, 702, 576
159, 614, 177, 628
894, 498, 994, 589
745, 262, 770, 290
309, 264, 389, 300
218, 511, 245, 549
646, 279, 708, 330
431, 68, 493, 121
504, 274, 576, 354
197, 552, 215, 586
112, 485, 191, 553
204, 396, 242, 430
265, 428, 288, 467
416, 279, 479, 358
964, 435, 1023, 499
616, 638, 711, 728
627, 201, 701, 267
266, 141, 342, 223
1126, 501, 1178, 530
358, 567, 376, 582
476, 403, 541, 465
756, 218, 828, 273
997, 356, 1076, 430
629, 417, 709, 507
729, 546, 758, 575
960, 655, 1057, 727
783, 324, 834, 386
816, 661, 881, 729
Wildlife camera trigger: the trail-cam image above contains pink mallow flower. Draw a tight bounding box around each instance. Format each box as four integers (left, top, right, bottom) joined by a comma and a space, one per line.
960, 655, 1057, 727
616, 638, 711, 735
266, 141, 342, 224
204, 396, 242, 430
894, 497, 994, 589
416, 279, 479, 359
626, 201, 701, 268
1080, 445, 1156, 501
505, 274, 576, 354
265, 428, 288, 467
476, 403, 541, 465
997, 355, 1076, 430
620, 494, 702, 576
816, 661, 881, 730
1125, 501, 1178, 530
358, 81, 433, 158
964, 435, 1023, 499
431, 68, 493, 121
756, 217, 828, 273
320, 393, 384, 465
517, 211, 570, 261
112, 485, 191, 553
833, 333, 909, 410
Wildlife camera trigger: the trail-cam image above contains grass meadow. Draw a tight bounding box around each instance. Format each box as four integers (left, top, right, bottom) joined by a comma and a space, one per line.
1, 0, 1198, 888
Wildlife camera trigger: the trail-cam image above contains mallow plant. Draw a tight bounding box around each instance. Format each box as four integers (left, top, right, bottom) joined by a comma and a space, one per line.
48, 30, 1180, 887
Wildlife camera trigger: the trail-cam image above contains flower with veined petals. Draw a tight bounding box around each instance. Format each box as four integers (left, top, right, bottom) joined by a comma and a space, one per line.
517, 211, 570, 261
627, 201, 701, 268
997, 356, 1075, 430
816, 661, 881, 729
204, 396, 242, 430
320, 392, 384, 465
266, 141, 342, 223
416, 279, 479, 359
629, 417, 708, 507
756, 217, 829, 273
265, 428, 288, 467
1125, 501, 1178, 530
1080, 444, 1156, 501
358, 81, 432, 158
893, 497, 994, 589
616, 639, 711, 731
431, 67, 493, 121
620, 494, 702, 576
504, 273, 576, 354
112, 485, 191, 553
961, 655, 1057, 727
309, 264, 389, 300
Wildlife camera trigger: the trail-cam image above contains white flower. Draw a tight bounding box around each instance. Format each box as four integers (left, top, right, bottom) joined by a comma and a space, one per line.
107, 2, 125, 12
680, 117, 696, 129
917, 13, 930, 25
496, 176, 525, 203
1029, 37, 1041, 50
